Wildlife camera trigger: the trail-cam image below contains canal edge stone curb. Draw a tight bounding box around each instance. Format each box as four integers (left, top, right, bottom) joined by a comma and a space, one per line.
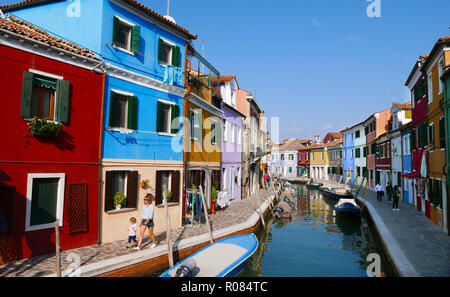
354, 192, 420, 277
42, 191, 275, 277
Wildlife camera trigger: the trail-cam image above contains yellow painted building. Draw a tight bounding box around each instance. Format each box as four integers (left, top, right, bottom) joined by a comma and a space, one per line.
182, 45, 223, 223
422, 37, 449, 229
309, 144, 329, 180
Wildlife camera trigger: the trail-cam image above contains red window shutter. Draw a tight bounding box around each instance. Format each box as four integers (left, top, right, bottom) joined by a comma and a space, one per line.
171, 171, 180, 203
104, 171, 114, 212
127, 171, 138, 208
155, 171, 162, 205
68, 183, 88, 235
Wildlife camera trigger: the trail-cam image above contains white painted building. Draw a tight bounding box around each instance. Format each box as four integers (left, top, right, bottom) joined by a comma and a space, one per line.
389, 102, 412, 192
353, 122, 367, 185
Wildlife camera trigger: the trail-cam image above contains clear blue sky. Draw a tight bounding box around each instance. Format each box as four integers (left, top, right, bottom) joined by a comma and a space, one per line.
2, 0, 449, 141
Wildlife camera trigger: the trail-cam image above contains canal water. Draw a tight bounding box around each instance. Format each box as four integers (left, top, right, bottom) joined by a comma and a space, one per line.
238, 185, 397, 277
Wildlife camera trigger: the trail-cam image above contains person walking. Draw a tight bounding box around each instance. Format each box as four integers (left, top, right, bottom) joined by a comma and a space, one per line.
386, 182, 393, 202
135, 193, 157, 250
375, 182, 384, 202
392, 185, 400, 211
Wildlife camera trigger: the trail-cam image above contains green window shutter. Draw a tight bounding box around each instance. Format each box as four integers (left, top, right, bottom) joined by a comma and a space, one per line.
21, 71, 34, 118
172, 46, 181, 67
210, 120, 216, 144
131, 25, 140, 52
217, 120, 222, 147
194, 110, 202, 141
440, 117, 445, 148
127, 96, 138, 130
171, 104, 180, 134
30, 178, 59, 226
109, 92, 118, 127
156, 101, 163, 132
56, 79, 70, 123
158, 38, 164, 62
113, 16, 120, 44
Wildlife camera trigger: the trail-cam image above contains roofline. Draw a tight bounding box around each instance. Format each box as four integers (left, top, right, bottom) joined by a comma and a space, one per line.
421, 39, 450, 72
0, 0, 197, 40
222, 101, 246, 118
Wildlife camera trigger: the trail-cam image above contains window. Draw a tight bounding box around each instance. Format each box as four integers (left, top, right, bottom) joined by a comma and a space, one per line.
288, 154, 294, 160
428, 179, 442, 208
351, 149, 354, 158
155, 170, 180, 205
355, 130, 360, 138
157, 100, 179, 134
357, 166, 361, 177
281, 154, 285, 161
312, 153, 314, 161
403, 135, 410, 155
26, 173, 65, 231
109, 91, 138, 130
231, 124, 235, 144
428, 123, 434, 147
306, 153, 309, 160
104, 170, 138, 212
355, 148, 361, 158
321, 152, 324, 160
20, 71, 70, 123
190, 109, 202, 141
438, 58, 444, 94
440, 117, 445, 149
289, 167, 292, 173
428, 72, 433, 104
158, 38, 181, 67
210, 118, 221, 146
113, 16, 140, 53
237, 126, 241, 145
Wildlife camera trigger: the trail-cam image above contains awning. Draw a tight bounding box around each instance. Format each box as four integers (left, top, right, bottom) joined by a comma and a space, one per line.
34, 77, 56, 89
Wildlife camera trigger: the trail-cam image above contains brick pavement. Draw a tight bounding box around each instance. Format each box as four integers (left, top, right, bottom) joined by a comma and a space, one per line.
0, 189, 271, 277
350, 184, 450, 277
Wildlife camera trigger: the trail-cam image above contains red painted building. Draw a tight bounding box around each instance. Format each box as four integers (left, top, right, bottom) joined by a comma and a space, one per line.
0, 16, 104, 262
322, 132, 342, 144
404, 54, 429, 215
375, 133, 392, 187
298, 147, 311, 176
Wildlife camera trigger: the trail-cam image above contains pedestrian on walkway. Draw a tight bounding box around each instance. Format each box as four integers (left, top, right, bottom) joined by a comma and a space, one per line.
135, 194, 157, 250
375, 182, 384, 202
127, 217, 138, 249
392, 185, 400, 211
386, 182, 393, 202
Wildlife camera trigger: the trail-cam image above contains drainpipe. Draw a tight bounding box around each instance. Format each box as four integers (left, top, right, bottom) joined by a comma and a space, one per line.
97, 70, 106, 245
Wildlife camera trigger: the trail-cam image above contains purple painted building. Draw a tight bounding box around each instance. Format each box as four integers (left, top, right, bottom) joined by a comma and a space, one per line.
220, 76, 245, 202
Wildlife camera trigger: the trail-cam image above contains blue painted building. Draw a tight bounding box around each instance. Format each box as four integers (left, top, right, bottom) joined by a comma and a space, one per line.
401, 126, 413, 205
341, 127, 356, 183
4, 0, 196, 243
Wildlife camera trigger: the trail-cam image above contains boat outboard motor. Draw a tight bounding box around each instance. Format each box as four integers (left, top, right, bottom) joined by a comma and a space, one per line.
175, 259, 197, 277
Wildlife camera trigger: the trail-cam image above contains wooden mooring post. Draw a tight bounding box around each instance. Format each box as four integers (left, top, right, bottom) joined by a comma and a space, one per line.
163, 186, 174, 268
54, 221, 61, 277
199, 186, 214, 244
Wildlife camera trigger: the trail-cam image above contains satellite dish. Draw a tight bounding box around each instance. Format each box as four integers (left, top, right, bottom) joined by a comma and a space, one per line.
164, 15, 176, 24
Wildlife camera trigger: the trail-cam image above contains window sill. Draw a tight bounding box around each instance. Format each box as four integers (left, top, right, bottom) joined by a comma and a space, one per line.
106, 127, 135, 134
157, 132, 176, 137
113, 44, 136, 56
106, 208, 137, 214
156, 202, 179, 208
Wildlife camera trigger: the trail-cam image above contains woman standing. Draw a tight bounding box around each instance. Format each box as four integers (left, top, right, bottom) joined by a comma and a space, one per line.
392, 185, 400, 211
135, 193, 157, 250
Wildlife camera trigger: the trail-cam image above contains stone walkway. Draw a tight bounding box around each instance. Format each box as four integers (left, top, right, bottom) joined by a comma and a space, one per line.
349, 184, 450, 277
0, 189, 271, 277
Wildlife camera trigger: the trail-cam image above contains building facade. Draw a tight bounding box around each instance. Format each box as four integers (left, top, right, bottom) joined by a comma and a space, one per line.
6, 0, 196, 243
0, 16, 103, 261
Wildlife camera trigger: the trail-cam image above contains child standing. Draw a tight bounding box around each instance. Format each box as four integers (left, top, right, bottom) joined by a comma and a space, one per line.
127, 217, 138, 249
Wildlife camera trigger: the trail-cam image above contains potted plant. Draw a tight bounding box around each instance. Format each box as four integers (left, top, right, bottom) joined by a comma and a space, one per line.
140, 179, 149, 189
27, 116, 63, 137
162, 189, 172, 202
211, 181, 219, 214
113, 192, 127, 210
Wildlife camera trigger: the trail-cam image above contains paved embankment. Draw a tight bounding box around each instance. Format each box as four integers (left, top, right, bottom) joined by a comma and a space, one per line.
0, 189, 275, 277
350, 184, 450, 277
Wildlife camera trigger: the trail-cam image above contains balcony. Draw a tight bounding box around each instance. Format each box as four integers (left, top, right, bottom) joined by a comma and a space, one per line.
186, 44, 221, 106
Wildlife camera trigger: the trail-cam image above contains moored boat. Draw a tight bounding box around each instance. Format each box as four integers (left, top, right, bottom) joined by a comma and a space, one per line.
320, 186, 353, 200
160, 234, 258, 277
334, 198, 361, 215
306, 181, 323, 190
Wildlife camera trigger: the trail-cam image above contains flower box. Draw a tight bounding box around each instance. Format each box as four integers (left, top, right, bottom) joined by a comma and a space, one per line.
27, 117, 63, 137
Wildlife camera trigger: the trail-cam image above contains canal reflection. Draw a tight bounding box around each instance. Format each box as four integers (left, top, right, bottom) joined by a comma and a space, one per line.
239, 185, 395, 277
